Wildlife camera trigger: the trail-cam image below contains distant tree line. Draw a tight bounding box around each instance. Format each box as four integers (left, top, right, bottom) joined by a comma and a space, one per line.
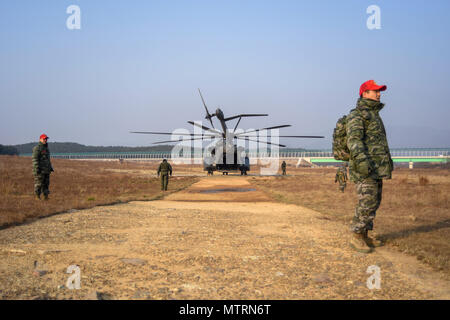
0, 144, 19, 155
12, 142, 174, 154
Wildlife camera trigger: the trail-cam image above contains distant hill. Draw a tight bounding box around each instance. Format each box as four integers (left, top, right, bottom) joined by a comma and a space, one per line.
0, 144, 19, 155
12, 142, 174, 154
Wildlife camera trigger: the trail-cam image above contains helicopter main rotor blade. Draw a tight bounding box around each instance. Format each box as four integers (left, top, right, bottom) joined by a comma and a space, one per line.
131, 131, 216, 137
233, 117, 242, 134
152, 136, 217, 144
198, 88, 215, 128
272, 135, 325, 138
235, 125, 291, 136
224, 114, 268, 121
236, 136, 286, 148
187, 121, 223, 136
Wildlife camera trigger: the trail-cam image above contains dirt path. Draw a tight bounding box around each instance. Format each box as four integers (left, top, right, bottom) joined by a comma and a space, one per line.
0, 176, 448, 299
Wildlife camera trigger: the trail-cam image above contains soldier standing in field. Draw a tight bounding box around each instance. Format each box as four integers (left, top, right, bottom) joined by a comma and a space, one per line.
32, 134, 54, 200
281, 160, 287, 175
335, 163, 348, 192
157, 159, 172, 191
347, 80, 393, 253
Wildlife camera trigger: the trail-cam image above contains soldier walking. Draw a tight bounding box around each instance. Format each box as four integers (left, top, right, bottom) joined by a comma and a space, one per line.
157, 159, 172, 191
347, 80, 393, 253
281, 160, 287, 175
32, 134, 54, 200
335, 164, 348, 192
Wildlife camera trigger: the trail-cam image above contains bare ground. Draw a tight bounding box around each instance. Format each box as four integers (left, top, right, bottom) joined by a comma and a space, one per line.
251, 164, 450, 275
0, 176, 448, 300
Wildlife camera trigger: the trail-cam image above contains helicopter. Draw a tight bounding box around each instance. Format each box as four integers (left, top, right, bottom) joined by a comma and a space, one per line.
131, 89, 324, 175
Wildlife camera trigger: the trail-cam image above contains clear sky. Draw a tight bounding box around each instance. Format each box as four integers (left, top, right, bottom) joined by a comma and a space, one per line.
1, 0, 449, 149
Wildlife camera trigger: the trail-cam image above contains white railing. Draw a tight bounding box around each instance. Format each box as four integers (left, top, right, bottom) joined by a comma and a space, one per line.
49, 149, 449, 160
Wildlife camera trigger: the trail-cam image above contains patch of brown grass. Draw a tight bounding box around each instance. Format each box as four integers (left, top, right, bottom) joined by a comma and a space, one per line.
251, 165, 450, 276
419, 176, 429, 186
0, 156, 198, 228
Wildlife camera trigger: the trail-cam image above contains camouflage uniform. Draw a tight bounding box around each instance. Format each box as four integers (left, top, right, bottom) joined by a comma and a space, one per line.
157, 160, 172, 191
335, 166, 348, 192
281, 161, 287, 175
32, 142, 54, 198
346, 98, 393, 234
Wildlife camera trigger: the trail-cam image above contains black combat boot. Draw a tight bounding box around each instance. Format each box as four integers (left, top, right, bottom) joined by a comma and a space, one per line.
35, 193, 41, 200
43, 194, 49, 201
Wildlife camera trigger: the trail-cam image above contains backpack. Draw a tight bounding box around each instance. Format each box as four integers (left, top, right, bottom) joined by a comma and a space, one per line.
332, 115, 350, 161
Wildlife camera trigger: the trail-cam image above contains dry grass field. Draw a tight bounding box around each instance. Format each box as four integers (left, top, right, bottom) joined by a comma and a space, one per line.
252, 162, 450, 276
0, 156, 198, 228
1, 156, 448, 275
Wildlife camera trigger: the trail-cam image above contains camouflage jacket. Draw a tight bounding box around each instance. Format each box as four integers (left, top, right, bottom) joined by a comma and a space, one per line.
157, 161, 172, 175
32, 142, 53, 175
281, 162, 286, 169
346, 98, 393, 182
335, 167, 348, 183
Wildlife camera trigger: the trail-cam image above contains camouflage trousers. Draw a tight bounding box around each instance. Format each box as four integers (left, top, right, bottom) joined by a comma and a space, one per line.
34, 173, 50, 196
160, 173, 169, 191
351, 177, 383, 234
282, 169, 286, 175
338, 181, 347, 192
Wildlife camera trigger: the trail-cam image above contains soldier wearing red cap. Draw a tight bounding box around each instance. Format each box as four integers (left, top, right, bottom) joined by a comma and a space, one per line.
32, 134, 54, 200
347, 80, 393, 253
